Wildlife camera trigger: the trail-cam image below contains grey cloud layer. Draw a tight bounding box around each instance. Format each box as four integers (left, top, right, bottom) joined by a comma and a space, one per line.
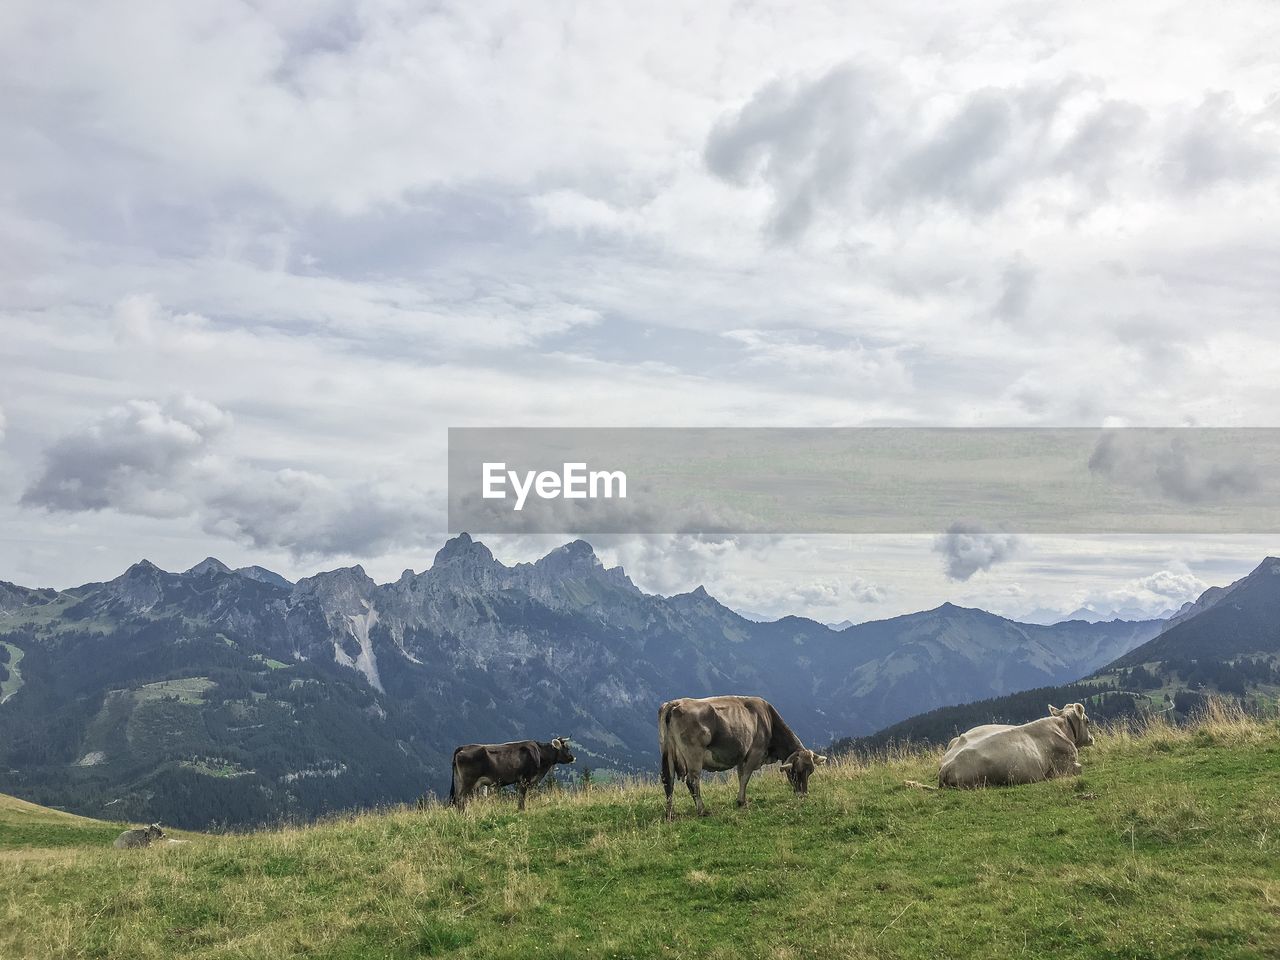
1088, 432, 1260, 504
705, 65, 1274, 240
22, 396, 439, 559
3, 1, 1280, 610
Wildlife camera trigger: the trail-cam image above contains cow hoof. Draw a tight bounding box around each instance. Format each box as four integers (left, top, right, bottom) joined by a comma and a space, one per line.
698, 810, 711, 818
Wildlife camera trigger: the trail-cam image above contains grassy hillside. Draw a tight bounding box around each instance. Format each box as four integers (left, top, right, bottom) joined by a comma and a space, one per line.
3, 704, 1279, 959
0, 792, 124, 851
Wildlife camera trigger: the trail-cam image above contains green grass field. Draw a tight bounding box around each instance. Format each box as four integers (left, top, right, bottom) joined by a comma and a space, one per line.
0, 794, 124, 851
0, 641, 24, 702
3, 703, 1279, 959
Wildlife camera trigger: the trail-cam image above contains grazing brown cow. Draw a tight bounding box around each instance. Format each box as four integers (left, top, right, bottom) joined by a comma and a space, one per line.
938, 703, 1095, 788
449, 737, 575, 811
658, 695, 827, 819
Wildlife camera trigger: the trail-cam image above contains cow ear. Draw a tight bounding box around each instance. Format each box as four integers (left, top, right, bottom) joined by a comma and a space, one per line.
1048, 704, 1062, 716
1070, 703, 1086, 718
815, 754, 829, 765
551, 738, 562, 749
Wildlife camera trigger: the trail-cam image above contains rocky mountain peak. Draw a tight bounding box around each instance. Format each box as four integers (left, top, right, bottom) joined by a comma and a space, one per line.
534, 539, 603, 574
185, 557, 231, 577
669, 584, 735, 618
294, 565, 375, 608
121, 559, 163, 578
432, 533, 497, 567
426, 533, 504, 590
531, 540, 641, 595
103, 559, 171, 612
305, 564, 368, 584
234, 565, 293, 591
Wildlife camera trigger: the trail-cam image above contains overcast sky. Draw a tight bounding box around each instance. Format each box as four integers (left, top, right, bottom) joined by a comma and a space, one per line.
2, 1, 1278, 622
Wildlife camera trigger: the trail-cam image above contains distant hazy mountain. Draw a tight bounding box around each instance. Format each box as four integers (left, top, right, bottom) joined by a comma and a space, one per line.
1062, 604, 1178, 624
1019, 604, 1177, 626
812, 602, 1160, 734
842, 557, 1280, 752
0, 535, 1160, 827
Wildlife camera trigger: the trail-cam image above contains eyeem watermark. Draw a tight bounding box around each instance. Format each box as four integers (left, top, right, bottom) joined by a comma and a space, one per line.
482, 462, 627, 511
451, 427, 1280, 533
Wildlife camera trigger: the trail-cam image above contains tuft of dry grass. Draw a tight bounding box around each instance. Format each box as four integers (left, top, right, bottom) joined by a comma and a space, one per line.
1098, 695, 1279, 754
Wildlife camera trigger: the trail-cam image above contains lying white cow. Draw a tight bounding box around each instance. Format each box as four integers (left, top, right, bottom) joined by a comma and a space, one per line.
938, 703, 1094, 788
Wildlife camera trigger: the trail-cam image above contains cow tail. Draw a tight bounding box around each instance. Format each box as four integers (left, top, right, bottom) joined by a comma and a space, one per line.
448, 746, 462, 806
659, 703, 678, 787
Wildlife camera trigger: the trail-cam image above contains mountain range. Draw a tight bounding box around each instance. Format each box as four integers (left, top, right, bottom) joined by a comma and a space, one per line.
842, 556, 1280, 752
0, 535, 1167, 827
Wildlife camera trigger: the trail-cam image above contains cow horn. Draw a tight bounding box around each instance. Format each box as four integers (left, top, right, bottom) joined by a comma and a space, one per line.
780, 762, 793, 771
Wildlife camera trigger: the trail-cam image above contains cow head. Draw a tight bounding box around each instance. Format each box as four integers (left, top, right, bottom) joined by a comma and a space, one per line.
550, 737, 576, 764
779, 749, 828, 795
147, 823, 165, 841
1049, 703, 1094, 747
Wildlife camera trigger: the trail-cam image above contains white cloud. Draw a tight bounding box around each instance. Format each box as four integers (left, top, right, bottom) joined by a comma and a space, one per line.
934, 523, 1023, 581
201, 468, 441, 559
1163, 92, 1276, 191
21, 395, 229, 517
704, 65, 1277, 240
21, 395, 441, 560
1061, 563, 1209, 620
1135, 568, 1207, 600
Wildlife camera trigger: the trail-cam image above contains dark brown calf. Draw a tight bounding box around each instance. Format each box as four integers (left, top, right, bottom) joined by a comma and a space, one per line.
448, 737, 575, 811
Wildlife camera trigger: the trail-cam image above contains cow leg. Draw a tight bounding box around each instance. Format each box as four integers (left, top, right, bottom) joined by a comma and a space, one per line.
455, 775, 471, 811
687, 774, 709, 816
661, 751, 676, 821
517, 781, 529, 812
736, 763, 754, 808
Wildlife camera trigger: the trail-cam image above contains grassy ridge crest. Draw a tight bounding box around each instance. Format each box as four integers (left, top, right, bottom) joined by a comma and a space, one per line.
3, 701, 1279, 959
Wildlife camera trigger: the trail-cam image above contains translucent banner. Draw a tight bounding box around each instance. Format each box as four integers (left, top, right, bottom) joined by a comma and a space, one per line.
447, 428, 1280, 534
